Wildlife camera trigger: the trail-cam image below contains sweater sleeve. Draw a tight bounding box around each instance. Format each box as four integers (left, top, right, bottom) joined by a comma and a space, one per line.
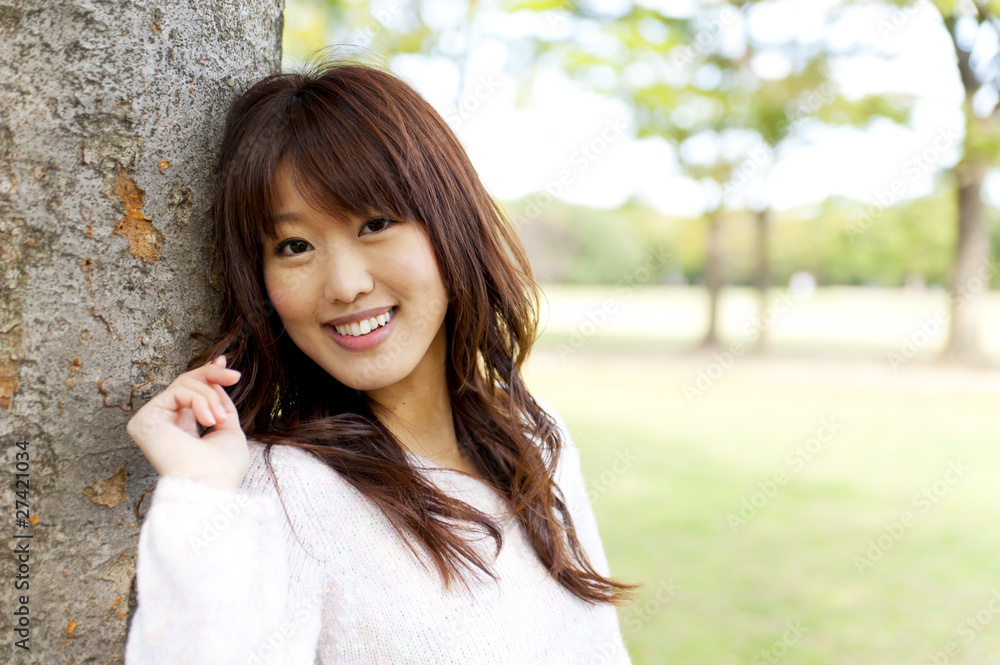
124, 463, 328, 665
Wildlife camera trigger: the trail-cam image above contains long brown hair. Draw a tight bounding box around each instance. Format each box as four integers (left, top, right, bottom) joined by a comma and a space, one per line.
189, 59, 638, 606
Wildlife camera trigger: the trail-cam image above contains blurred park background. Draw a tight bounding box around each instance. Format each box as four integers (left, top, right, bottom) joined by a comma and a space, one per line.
283, 1, 1000, 662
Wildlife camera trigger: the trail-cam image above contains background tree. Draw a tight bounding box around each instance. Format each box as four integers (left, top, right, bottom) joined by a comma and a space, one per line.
0, 1, 282, 661
502, 0, 910, 348
921, 0, 1000, 363
723, 5, 911, 349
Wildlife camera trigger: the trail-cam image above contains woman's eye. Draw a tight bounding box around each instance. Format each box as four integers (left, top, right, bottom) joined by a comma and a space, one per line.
360, 217, 393, 235
274, 239, 311, 256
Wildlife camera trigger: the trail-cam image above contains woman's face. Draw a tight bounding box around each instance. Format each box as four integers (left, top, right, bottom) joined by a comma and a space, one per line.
261, 164, 450, 395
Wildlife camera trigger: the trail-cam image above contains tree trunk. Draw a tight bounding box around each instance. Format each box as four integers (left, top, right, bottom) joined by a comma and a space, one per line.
754, 207, 771, 353
702, 210, 724, 347
941, 158, 991, 365
939, 14, 994, 366
0, 1, 283, 662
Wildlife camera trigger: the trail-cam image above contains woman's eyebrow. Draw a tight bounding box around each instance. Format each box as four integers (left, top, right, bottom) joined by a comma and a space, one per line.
276, 211, 306, 223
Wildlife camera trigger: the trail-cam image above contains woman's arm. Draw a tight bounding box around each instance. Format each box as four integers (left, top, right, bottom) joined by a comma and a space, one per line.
124, 357, 327, 663
124, 461, 328, 664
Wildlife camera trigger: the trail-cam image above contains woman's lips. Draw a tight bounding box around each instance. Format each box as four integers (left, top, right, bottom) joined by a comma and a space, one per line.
324, 307, 396, 351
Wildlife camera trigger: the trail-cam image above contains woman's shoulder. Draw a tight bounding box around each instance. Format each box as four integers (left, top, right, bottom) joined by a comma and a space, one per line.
238, 439, 367, 562
244, 438, 331, 478
241, 439, 367, 504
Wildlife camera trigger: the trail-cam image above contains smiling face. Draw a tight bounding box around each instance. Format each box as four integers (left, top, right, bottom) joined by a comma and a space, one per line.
261, 163, 451, 396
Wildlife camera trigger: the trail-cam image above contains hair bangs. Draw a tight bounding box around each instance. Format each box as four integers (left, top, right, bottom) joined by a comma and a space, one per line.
275, 79, 427, 234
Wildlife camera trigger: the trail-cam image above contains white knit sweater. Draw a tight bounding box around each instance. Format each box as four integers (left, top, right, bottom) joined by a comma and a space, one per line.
124, 405, 632, 664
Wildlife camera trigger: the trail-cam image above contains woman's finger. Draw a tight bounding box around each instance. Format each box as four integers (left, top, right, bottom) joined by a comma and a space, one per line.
211, 381, 237, 412
176, 371, 237, 421
131, 358, 241, 440
171, 381, 217, 422
204, 367, 241, 421
209, 383, 240, 431
202, 361, 242, 388
167, 385, 218, 427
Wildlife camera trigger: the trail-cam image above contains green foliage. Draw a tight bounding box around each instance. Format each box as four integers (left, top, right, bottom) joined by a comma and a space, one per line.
769, 191, 957, 287
505, 185, 1000, 288
511, 0, 915, 206
505, 199, 673, 284
504, 0, 570, 11
562, 218, 647, 284
918, 2, 1000, 164
283, 0, 341, 66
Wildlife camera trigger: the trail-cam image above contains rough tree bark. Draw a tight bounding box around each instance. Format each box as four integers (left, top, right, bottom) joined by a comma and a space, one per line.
0, 1, 283, 662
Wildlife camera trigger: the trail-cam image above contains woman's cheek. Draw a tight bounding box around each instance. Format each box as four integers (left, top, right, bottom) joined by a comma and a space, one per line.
265, 275, 300, 318
406, 234, 449, 298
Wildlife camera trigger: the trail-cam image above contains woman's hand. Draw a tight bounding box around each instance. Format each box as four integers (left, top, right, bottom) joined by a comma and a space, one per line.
126, 355, 248, 492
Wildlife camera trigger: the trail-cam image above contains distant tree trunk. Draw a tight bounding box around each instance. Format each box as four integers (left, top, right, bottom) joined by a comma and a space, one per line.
754, 207, 772, 353
702, 209, 724, 347
940, 14, 994, 366
0, 1, 283, 662
942, 159, 990, 364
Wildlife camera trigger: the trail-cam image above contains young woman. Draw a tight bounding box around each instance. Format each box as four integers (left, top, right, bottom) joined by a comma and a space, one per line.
124, 60, 638, 664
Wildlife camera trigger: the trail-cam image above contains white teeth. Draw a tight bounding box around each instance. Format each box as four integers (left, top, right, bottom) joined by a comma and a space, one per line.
332, 307, 395, 337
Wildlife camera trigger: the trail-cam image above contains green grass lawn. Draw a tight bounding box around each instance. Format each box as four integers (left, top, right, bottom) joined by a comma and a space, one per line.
523, 345, 1000, 664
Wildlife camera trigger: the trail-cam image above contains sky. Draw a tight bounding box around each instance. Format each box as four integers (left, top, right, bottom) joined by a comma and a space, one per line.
284, 0, 1000, 218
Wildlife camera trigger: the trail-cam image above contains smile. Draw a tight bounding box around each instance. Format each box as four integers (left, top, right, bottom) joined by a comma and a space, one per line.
324, 306, 397, 352
331, 306, 395, 337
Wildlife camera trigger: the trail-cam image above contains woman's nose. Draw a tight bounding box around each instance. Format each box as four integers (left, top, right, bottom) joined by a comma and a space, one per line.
323, 245, 374, 304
